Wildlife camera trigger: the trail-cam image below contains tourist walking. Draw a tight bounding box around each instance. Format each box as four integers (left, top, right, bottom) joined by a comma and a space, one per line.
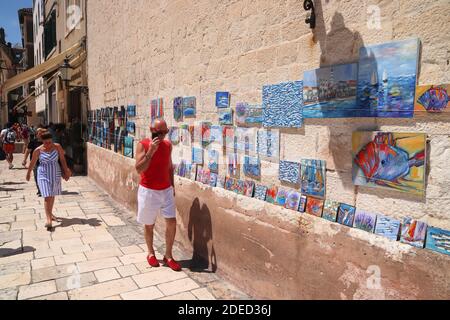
26, 132, 72, 230
23, 128, 47, 196
135, 118, 181, 271
21, 124, 30, 154
1, 123, 17, 169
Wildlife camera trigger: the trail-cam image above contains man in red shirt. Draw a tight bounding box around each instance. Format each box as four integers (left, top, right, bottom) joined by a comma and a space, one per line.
135, 118, 181, 271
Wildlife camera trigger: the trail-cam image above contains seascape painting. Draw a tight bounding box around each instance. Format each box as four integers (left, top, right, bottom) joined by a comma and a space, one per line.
300, 159, 326, 198
400, 218, 427, 248
425, 226, 450, 256
219, 108, 233, 125
183, 96, 196, 117
216, 92, 230, 108
236, 102, 264, 125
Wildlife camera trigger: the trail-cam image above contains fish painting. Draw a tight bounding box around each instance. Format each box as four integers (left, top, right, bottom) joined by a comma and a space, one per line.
425, 226, 450, 256
352, 132, 426, 196
400, 218, 427, 248
374, 215, 401, 241
415, 84, 450, 113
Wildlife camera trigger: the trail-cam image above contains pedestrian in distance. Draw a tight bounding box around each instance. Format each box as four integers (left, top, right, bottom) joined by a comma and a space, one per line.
1, 123, 17, 169
135, 118, 181, 271
26, 132, 72, 230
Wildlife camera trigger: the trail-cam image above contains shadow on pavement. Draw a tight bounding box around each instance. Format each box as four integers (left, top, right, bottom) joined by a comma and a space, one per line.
0, 187, 24, 192
61, 191, 80, 195
53, 217, 102, 229
0, 246, 35, 258
0, 182, 27, 185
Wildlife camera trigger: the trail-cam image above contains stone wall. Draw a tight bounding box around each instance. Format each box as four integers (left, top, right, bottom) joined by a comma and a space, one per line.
86, 0, 450, 299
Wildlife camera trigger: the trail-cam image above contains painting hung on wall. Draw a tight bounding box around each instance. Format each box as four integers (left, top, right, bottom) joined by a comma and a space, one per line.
298, 195, 307, 213
151, 98, 164, 120
352, 132, 426, 196
266, 186, 278, 204
243, 180, 255, 197
127, 105, 136, 117
374, 215, 401, 241
216, 92, 230, 108
257, 129, 279, 159
224, 126, 236, 150
285, 190, 301, 211
126, 121, 135, 134
301, 159, 326, 198
180, 124, 190, 146
184, 163, 192, 179
209, 172, 218, 187
183, 96, 196, 118
337, 203, 356, 227
414, 84, 449, 113
192, 147, 204, 165
322, 200, 340, 222
400, 218, 427, 248
305, 197, 324, 217
201, 122, 212, 147
219, 108, 233, 125
169, 127, 180, 145
202, 169, 211, 185
225, 178, 245, 195
210, 125, 223, 145
124, 136, 134, 158
236, 102, 264, 125
243, 156, 260, 178
196, 167, 204, 182
263, 80, 303, 128
235, 127, 256, 153
425, 226, 450, 256
275, 188, 289, 207
216, 175, 226, 189
356, 38, 419, 118
279, 160, 301, 185
353, 209, 377, 233
303, 63, 358, 118
254, 184, 268, 201
227, 153, 239, 177
173, 97, 183, 121
208, 149, 220, 173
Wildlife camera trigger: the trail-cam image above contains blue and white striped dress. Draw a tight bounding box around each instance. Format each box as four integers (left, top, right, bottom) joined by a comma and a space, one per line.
37, 149, 62, 197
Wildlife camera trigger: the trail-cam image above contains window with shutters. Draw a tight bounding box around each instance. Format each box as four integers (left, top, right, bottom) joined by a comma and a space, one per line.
44, 10, 56, 59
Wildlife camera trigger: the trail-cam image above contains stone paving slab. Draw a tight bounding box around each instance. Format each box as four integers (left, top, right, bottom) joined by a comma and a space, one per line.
0, 157, 249, 300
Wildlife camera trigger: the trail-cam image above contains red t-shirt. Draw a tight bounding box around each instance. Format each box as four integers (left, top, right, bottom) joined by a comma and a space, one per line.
139, 138, 172, 190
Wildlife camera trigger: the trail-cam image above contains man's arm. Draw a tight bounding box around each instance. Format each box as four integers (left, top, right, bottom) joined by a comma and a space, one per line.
135, 138, 160, 174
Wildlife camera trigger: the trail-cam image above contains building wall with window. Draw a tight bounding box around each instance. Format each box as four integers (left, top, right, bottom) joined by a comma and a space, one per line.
86, 0, 450, 299
33, 0, 46, 124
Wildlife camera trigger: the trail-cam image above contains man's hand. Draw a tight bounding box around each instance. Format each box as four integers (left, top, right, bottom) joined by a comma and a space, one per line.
147, 137, 161, 158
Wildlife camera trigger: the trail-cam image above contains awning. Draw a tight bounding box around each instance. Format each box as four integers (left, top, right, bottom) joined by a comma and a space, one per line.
13, 91, 36, 112
1, 41, 83, 94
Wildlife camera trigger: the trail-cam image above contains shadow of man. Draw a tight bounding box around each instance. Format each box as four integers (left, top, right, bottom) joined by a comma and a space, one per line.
187, 198, 217, 272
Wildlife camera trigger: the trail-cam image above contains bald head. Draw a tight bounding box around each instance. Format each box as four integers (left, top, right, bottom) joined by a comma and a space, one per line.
150, 118, 169, 138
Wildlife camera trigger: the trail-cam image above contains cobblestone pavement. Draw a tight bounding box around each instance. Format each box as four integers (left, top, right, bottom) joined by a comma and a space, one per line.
0, 156, 249, 300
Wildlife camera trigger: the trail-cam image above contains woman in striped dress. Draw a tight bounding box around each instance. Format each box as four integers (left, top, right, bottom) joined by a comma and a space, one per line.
26, 132, 72, 230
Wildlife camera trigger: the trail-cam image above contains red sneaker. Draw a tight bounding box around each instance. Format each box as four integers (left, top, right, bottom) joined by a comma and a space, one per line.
147, 255, 160, 267
163, 256, 182, 272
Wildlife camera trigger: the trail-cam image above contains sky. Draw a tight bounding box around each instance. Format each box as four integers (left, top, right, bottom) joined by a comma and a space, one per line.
0, 0, 33, 46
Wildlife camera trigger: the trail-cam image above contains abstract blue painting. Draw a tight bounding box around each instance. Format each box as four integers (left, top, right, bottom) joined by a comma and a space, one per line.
173, 97, 183, 121
354, 209, 377, 233
127, 105, 136, 117
236, 102, 263, 125
208, 149, 220, 173
216, 92, 230, 108
257, 129, 279, 159
262, 80, 303, 128
209, 172, 218, 187
374, 215, 401, 241
400, 218, 427, 248
337, 203, 356, 227
285, 190, 301, 211
356, 38, 419, 118
303, 63, 358, 118
301, 159, 326, 198
298, 195, 307, 213
279, 160, 301, 185
192, 147, 203, 165
425, 226, 450, 256
219, 108, 233, 125
275, 188, 289, 206
210, 125, 223, 145
243, 156, 260, 178
235, 127, 256, 153
254, 185, 267, 201
126, 121, 136, 134
183, 96, 196, 117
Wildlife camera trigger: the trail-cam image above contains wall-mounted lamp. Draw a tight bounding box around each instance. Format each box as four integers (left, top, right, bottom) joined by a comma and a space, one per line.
60, 58, 72, 83
304, 0, 316, 29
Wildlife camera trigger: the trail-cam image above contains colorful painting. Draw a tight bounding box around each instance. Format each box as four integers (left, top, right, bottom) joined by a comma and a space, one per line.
400, 218, 427, 248
225, 178, 245, 195
298, 195, 307, 213
303, 63, 358, 118
425, 226, 450, 256
184, 163, 192, 179
173, 97, 183, 121
177, 160, 186, 177
356, 38, 419, 118
337, 204, 356, 227
189, 125, 195, 143
354, 209, 377, 233
209, 172, 218, 187
126, 121, 136, 134
235, 127, 256, 153
243, 156, 260, 178
279, 161, 301, 185
216, 92, 230, 108
216, 175, 226, 189
285, 190, 301, 211
180, 124, 190, 146
202, 169, 211, 185
196, 167, 204, 182
219, 108, 233, 125
127, 105, 137, 117
201, 122, 212, 147
243, 180, 255, 197
168, 126, 180, 145
256, 129, 279, 159
352, 132, 426, 196
300, 159, 326, 198
124, 136, 134, 158
227, 153, 239, 177
305, 197, 324, 217
224, 177, 234, 191
322, 200, 340, 222
192, 147, 204, 165
374, 215, 401, 241
414, 84, 449, 113
210, 125, 223, 145
182, 96, 196, 117
236, 102, 263, 125
266, 186, 278, 204
263, 80, 303, 128
151, 98, 164, 120
254, 185, 268, 201
208, 149, 220, 173
224, 126, 236, 150
275, 188, 289, 206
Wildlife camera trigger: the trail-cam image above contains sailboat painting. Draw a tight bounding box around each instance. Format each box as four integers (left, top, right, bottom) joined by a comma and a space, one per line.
300, 159, 326, 198
425, 226, 450, 256
303, 63, 358, 118
356, 38, 419, 118
400, 218, 427, 248
414, 84, 450, 113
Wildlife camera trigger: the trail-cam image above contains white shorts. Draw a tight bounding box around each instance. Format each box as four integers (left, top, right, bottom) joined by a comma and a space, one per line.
137, 185, 176, 225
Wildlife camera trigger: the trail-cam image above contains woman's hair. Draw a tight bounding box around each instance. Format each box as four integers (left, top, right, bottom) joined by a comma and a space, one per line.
40, 132, 53, 141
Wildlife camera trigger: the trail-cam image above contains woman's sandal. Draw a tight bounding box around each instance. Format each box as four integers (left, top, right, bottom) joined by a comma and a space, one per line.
44, 223, 53, 231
